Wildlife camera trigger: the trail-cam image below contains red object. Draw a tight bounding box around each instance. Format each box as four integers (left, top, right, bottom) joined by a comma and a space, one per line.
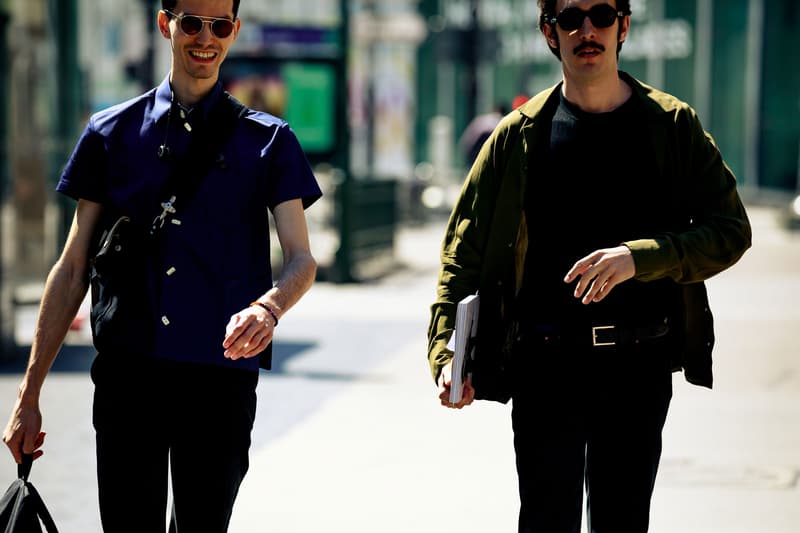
70, 313, 86, 331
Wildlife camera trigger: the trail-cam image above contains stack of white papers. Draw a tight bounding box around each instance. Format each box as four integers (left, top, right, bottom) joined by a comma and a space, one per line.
449, 293, 480, 403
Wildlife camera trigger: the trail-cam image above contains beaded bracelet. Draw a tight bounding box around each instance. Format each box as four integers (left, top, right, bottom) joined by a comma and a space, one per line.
250, 301, 279, 327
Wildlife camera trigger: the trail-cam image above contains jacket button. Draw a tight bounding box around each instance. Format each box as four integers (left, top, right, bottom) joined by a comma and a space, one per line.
166, 267, 176, 276
171, 219, 182, 226
161, 316, 170, 326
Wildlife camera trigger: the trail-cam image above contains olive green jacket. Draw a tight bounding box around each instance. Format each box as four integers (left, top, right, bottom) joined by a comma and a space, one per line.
427, 72, 752, 394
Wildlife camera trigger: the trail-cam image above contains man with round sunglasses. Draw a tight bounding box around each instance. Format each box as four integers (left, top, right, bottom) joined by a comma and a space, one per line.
428, 1, 751, 532
3, 0, 322, 531
164, 9, 237, 39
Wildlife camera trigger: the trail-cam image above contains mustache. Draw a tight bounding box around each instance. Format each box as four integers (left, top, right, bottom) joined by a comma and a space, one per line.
574, 41, 606, 55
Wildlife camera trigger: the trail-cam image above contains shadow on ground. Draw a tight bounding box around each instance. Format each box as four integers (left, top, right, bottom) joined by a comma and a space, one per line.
0, 341, 321, 376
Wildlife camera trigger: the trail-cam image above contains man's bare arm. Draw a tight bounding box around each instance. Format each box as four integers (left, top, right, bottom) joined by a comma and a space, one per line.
223, 199, 316, 359
2, 199, 102, 462
266, 198, 317, 314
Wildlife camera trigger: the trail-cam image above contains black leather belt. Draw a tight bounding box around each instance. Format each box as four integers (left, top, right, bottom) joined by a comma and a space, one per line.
527, 319, 670, 348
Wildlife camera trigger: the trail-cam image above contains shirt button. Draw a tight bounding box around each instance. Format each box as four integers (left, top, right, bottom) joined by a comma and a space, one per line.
161, 316, 170, 326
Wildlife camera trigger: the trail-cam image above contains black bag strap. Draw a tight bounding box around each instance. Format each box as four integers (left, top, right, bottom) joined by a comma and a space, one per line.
15, 454, 59, 532
16, 455, 32, 482
151, 92, 248, 234
25, 484, 58, 533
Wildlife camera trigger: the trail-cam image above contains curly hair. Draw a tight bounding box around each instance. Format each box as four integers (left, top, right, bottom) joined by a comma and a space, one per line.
537, 0, 631, 60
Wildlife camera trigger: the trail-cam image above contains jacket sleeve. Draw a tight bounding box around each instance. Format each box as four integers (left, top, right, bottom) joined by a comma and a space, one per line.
624, 105, 752, 283
426, 131, 505, 383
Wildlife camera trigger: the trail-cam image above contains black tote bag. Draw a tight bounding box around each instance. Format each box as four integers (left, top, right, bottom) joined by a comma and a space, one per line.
0, 455, 58, 532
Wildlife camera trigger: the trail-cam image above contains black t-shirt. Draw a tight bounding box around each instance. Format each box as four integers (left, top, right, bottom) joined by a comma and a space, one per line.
520, 91, 678, 327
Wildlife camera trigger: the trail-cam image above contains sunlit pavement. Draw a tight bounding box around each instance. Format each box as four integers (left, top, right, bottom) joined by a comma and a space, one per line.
231, 205, 800, 533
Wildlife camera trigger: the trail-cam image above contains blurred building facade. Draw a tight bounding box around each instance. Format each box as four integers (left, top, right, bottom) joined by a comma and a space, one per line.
0, 0, 425, 279
0, 0, 798, 332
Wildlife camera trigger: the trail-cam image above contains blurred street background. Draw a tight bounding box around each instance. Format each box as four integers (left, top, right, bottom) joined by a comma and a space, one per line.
0, 0, 798, 532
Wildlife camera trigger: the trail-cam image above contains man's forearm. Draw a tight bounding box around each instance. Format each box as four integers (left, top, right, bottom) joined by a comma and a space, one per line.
257, 251, 316, 319
20, 261, 89, 400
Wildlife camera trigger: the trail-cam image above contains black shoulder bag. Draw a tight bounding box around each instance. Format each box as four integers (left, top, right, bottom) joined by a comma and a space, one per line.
89, 93, 247, 355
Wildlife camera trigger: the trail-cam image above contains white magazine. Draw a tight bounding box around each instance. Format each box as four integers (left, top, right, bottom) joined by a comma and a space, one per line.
449, 293, 480, 403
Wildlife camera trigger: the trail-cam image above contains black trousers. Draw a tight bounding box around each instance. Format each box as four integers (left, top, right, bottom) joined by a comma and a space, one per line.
91, 354, 258, 533
511, 338, 673, 533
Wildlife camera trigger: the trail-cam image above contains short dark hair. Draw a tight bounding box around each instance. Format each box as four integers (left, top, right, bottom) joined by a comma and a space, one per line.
537, 0, 631, 60
162, 0, 241, 18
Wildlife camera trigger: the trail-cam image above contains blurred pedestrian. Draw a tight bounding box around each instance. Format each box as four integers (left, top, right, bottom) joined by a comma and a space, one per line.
459, 103, 509, 167
427, 1, 752, 532
3, 0, 321, 531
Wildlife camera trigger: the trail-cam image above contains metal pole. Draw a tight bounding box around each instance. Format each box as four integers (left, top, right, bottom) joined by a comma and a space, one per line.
0, 4, 9, 203
466, 0, 479, 120
693, 0, 713, 124
743, 0, 763, 190
141, 0, 156, 89
333, 0, 354, 282
48, 0, 81, 250
0, 1, 15, 359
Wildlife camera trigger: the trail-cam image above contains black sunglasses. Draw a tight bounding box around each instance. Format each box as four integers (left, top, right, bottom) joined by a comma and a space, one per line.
549, 4, 624, 32
163, 10, 235, 39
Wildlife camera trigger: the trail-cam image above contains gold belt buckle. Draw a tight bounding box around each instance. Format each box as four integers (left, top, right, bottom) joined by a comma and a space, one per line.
592, 325, 616, 347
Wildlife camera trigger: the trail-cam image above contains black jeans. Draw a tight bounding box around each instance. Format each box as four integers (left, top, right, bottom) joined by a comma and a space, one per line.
91, 354, 258, 533
511, 338, 673, 533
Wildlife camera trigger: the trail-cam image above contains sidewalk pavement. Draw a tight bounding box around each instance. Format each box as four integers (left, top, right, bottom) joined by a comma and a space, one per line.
229, 205, 800, 533
5, 205, 796, 532
231, 218, 520, 533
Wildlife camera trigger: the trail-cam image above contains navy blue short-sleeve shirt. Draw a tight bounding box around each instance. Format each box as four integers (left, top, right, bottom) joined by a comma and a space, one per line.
58, 76, 322, 371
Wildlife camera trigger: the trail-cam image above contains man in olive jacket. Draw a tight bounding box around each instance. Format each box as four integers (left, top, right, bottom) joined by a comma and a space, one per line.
427, 1, 751, 531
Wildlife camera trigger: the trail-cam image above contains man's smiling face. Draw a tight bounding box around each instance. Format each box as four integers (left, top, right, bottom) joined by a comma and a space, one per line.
159, 0, 240, 89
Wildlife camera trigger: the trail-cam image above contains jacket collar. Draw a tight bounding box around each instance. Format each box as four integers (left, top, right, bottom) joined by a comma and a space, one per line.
515, 71, 673, 180
516, 71, 673, 118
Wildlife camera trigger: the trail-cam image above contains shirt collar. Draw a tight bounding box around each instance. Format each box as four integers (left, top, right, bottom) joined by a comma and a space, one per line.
153, 76, 173, 123
152, 75, 225, 124
190, 81, 224, 123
